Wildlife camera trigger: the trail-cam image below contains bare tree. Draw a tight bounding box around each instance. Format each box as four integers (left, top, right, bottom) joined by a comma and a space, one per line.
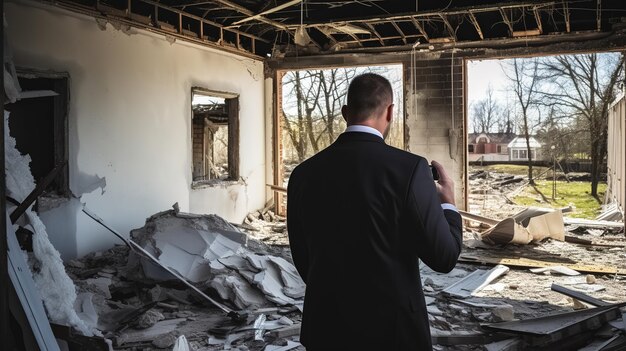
539, 53, 625, 196
471, 85, 500, 133
503, 58, 542, 185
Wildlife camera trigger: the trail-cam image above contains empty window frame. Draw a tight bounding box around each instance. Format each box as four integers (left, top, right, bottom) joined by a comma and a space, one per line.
5, 69, 69, 196
468, 144, 475, 153
191, 88, 239, 184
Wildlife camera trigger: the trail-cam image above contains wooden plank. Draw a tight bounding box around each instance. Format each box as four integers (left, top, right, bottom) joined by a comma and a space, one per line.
232, 0, 301, 25
267, 184, 287, 194
227, 97, 240, 179
458, 210, 500, 226
459, 255, 626, 275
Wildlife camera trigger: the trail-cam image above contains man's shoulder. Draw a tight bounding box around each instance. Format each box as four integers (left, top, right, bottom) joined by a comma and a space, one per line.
381, 144, 426, 165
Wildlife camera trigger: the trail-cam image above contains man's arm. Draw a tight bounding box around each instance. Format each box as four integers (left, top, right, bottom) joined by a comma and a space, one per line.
407, 159, 462, 273
287, 170, 309, 284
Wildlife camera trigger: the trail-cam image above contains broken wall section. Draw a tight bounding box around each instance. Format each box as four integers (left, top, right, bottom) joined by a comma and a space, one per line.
6, 1, 267, 258
405, 53, 465, 208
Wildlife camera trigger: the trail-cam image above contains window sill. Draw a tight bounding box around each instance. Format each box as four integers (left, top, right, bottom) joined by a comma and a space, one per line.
191, 178, 243, 190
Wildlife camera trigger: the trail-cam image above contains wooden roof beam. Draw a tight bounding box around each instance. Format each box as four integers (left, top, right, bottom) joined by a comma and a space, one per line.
410, 17, 429, 41
232, 0, 301, 26
365, 23, 385, 45
209, 0, 289, 30
439, 14, 457, 41
563, 0, 571, 32
390, 20, 407, 44
499, 7, 514, 35
468, 11, 484, 40
533, 7, 543, 34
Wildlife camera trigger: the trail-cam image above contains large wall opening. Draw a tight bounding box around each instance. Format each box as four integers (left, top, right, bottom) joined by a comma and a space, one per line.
466, 53, 624, 220
273, 64, 404, 214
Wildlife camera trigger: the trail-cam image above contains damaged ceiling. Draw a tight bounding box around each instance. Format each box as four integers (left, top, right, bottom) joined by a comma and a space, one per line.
46, 0, 626, 57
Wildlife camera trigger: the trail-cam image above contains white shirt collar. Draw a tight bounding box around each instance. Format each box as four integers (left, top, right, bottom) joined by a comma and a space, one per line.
344, 125, 383, 139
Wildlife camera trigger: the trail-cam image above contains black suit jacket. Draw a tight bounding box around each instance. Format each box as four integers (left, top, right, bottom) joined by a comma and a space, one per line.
287, 131, 463, 351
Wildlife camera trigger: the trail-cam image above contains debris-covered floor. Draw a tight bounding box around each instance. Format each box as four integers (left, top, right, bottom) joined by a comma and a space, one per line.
8, 131, 626, 350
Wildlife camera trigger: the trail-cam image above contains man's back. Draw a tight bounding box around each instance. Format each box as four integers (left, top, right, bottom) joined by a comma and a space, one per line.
288, 131, 462, 350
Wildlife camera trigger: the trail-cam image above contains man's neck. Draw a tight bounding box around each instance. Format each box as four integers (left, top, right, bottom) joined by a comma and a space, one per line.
345, 124, 383, 139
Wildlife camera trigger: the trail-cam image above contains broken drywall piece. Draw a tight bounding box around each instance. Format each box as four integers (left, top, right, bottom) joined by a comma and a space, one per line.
480, 208, 565, 245
4, 110, 92, 336
530, 266, 580, 276
129, 211, 245, 282
442, 265, 509, 298
209, 273, 267, 310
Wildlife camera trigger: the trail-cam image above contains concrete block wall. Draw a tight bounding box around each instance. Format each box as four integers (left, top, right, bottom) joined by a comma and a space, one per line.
405, 54, 466, 208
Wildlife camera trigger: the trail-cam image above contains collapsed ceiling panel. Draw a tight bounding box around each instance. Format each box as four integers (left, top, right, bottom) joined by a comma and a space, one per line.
40, 0, 626, 57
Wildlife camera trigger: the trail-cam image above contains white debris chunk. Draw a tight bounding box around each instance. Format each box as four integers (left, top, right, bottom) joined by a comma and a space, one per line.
172, 335, 190, 351
4, 111, 92, 335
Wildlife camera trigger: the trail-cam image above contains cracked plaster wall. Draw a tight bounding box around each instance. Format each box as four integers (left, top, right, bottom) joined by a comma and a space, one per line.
6, 1, 266, 258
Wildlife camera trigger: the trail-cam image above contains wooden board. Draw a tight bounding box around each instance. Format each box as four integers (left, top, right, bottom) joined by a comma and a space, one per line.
459, 255, 626, 276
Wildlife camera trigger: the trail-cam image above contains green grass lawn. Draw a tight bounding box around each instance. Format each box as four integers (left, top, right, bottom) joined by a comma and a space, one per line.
513, 180, 606, 218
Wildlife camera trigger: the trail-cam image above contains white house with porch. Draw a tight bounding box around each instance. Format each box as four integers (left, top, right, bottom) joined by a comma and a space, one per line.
507, 136, 542, 161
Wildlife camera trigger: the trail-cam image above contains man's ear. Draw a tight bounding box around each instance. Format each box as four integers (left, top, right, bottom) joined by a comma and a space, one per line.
341, 105, 349, 123
386, 104, 394, 122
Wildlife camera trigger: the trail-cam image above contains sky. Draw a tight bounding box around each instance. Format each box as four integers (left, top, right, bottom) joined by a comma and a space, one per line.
467, 59, 511, 109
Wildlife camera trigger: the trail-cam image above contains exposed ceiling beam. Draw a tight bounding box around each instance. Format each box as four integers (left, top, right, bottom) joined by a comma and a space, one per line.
410, 17, 429, 41
287, 1, 556, 27
468, 11, 484, 40
365, 23, 385, 45
390, 21, 407, 44
232, 0, 302, 26
207, 0, 289, 30
563, 0, 571, 32
596, 0, 602, 31
533, 7, 543, 34
499, 8, 514, 35
139, 0, 270, 43
439, 14, 457, 41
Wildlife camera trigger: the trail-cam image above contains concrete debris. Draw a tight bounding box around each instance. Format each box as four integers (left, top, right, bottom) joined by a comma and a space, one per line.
152, 330, 181, 348
136, 309, 165, 329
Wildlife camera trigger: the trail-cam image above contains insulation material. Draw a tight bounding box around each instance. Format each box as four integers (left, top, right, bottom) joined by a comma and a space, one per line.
4, 110, 92, 335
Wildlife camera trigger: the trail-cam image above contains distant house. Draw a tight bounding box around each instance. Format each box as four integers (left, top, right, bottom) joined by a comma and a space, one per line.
507, 136, 542, 161
468, 132, 516, 161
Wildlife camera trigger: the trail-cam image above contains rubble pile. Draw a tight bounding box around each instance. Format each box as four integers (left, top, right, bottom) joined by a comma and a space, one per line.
64, 210, 306, 350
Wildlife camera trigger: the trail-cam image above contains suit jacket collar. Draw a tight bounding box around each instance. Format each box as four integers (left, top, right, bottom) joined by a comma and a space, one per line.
336, 131, 386, 144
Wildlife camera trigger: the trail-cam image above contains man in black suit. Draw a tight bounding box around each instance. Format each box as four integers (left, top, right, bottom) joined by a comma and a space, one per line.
287, 73, 463, 350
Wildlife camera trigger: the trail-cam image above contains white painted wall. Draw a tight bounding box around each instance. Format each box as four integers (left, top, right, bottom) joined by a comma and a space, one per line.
6, 1, 267, 259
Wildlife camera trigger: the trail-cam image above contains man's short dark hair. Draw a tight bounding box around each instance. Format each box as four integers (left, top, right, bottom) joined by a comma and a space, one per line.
346, 73, 393, 122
